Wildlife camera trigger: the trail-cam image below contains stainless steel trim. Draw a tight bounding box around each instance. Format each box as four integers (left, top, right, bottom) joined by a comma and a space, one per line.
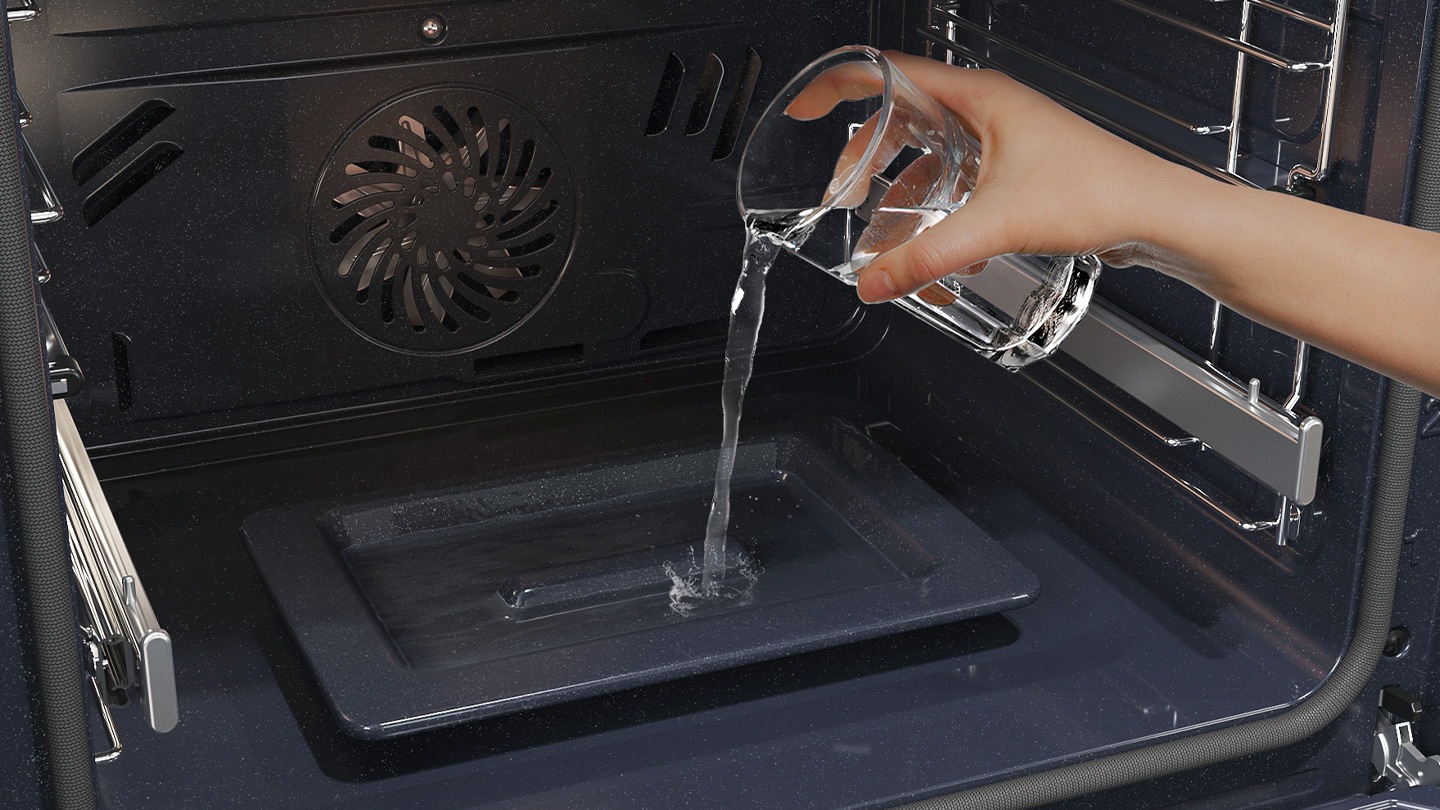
1046, 359, 1309, 542
928, 0, 1351, 188
1107, 0, 1325, 72
1225, 0, 1253, 175
1064, 305, 1323, 505
1284, 340, 1311, 413
932, 7, 1225, 135
58, 399, 178, 734
1290, 0, 1351, 184
1247, 0, 1331, 29
917, 30, 1265, 189
961, 258, 1323, 505
21, 134, 62, 224
1027, 370, 1285, 532
139, 631, 177, 733
6, 0, 37, 22
88, 670, 123, 764
1207, 300, 1226, 363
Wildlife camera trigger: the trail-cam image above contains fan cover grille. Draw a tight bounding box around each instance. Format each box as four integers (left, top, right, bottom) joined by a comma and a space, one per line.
310, 86, 576, 354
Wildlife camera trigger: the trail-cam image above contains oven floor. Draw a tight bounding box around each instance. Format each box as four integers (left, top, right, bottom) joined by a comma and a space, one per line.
89, 373, 1321, 810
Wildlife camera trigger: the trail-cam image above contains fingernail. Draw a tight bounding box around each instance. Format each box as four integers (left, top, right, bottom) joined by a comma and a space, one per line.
857, 269, 898, 303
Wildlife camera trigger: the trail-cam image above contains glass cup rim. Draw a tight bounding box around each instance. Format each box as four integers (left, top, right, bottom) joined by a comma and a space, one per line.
735, 44, 896, 221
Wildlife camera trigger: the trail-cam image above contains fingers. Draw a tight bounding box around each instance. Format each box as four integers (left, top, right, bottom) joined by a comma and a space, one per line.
785, 62, 884, 120
856, 193, 1012, 302
786, 63, 893, 209
787, 52, 1004, 124
879, 51, 1030, 131
852, 154, 944, 257
794, 51, 1010, 212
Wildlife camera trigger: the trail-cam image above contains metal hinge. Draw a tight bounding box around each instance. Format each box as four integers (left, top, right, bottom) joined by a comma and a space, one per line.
1373, 685, 1440, 788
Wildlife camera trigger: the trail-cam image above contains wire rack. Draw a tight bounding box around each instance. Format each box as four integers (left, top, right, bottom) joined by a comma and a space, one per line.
923, 0, 1351, 189
922, 0, 1352, 545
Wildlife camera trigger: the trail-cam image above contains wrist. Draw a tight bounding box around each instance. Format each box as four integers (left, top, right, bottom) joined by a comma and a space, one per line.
1125, 160, 1242, 291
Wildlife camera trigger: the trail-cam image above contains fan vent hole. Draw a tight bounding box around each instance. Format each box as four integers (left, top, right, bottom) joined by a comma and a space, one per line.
432, 106, 471, 167
399, 115, 453, 166
497, 200, 558, 241
487, 232, 555, 259
346, 161, 418, 178
494, 120, 513, 177
110, 333, 134, 410
333, 182, 404, 207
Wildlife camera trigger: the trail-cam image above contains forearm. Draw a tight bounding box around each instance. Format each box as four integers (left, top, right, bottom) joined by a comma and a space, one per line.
1137, 167, 1440, 397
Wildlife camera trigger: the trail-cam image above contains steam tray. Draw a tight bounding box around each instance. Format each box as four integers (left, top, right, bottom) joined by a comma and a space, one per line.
242, 420, 1038, 739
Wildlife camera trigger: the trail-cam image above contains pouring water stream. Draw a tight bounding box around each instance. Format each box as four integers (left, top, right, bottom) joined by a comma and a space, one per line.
699, 212, 812, 593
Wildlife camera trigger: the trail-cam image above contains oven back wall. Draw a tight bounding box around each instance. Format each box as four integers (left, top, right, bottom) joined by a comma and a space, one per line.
14, 1, 871, 444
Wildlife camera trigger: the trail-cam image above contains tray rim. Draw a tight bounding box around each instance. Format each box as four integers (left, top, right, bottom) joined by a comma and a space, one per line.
241, 418, 1040, 739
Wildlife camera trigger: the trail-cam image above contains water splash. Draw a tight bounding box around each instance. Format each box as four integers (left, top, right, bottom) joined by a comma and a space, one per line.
667, 545, 765, 617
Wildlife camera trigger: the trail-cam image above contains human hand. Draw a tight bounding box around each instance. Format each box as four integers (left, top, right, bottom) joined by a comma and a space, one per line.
787, 51, 1203, 303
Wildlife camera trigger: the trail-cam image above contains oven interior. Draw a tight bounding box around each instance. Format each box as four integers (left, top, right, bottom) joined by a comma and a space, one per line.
9, 0, 1440, 807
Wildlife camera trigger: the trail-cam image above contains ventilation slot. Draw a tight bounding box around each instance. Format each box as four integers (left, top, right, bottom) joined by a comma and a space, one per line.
645, 54, 686, 136
110, 333, 133, 411
712, 48, 762, 160
72, 99, 175, 185
685, 54, 725, 136
82, 142, 184, 227
640, 317, 730, 350
473, 343, 584, 377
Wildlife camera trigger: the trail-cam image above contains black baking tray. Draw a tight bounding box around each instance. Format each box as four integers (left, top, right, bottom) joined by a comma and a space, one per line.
242, 419, 1038, 739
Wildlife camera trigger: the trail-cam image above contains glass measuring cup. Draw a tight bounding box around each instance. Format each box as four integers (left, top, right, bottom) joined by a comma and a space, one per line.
737, 45, 1101, 369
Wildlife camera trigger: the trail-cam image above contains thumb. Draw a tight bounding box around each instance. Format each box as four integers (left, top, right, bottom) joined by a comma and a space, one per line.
855, 197, 1013, 303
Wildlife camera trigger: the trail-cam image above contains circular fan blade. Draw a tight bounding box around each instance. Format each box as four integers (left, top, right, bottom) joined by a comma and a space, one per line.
309, 86, 576, 355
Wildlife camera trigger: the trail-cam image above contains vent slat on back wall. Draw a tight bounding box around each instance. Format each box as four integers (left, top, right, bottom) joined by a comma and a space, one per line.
71, 99, 183, 226
712, 48, 762, 161
82, 141, 184, 227
684, 54, 725, 136
644, 49, 763, 160
472, 342, 584, 377
72, 99, 176, 185
645, 54, 686, 136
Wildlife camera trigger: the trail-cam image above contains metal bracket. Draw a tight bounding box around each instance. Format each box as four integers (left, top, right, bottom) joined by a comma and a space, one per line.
60, 399, 178, 734
922, 0, 1338, 545
1373, 685, 1440, 788
960, 254, 1322, 506
82, 639, 123, 764
21, 133, 61, 225
6, 0, 37, 22
926, 0, 1351, 189
39, 290, 83, 398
